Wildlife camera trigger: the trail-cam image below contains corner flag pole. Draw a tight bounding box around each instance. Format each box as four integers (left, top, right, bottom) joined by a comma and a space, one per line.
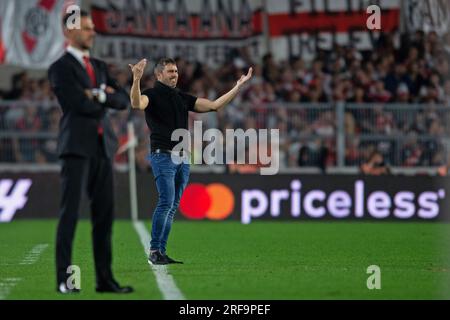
127, 122, 139, 222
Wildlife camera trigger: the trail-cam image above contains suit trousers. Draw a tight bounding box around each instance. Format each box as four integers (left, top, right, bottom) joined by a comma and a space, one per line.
56, 139, 114, 286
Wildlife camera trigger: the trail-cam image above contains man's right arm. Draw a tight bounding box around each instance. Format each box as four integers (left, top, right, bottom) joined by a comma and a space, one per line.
130, 78, 149, 110
129, 59, 149, 110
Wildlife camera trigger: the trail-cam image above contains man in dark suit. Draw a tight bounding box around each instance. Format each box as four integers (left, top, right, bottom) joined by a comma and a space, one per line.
48, 10, 133, 294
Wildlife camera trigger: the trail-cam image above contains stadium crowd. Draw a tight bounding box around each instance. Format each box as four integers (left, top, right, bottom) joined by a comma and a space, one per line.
0, 30, 449, 171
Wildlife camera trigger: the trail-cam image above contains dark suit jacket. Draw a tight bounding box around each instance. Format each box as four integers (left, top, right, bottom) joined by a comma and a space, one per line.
48, 53, 129, 159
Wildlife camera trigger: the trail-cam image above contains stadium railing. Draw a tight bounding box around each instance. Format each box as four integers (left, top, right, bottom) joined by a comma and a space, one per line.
0, 100, 448, 175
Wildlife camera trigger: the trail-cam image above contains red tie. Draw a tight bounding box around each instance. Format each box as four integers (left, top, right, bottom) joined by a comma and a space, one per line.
83, 56, 103, 135
83, 56, 97, 88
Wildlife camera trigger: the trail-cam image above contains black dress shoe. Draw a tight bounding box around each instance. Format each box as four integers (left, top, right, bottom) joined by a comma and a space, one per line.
96, 280, 134, 294
57, 282, 80, 294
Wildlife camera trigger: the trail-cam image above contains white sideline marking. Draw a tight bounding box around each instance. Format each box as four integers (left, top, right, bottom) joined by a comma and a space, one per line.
0, 278, 22, 300
19, 244, 49, 265
0, 243, 48, 299
133, 221, 185, 300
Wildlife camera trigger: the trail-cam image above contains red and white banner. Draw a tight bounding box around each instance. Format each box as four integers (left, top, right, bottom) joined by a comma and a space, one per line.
90, 0, 264, 66
0, 0, 402, 67
267, 0, 401, 61
0, 0, 79, 69
90, 0, 401, 65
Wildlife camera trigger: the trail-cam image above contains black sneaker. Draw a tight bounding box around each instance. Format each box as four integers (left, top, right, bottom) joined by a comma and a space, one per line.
148, 251, 168, 265
164, 254, 183, 264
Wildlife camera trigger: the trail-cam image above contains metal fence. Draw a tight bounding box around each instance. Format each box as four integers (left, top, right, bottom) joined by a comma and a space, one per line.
345, 103, 450, 168
1, 100, 449, 170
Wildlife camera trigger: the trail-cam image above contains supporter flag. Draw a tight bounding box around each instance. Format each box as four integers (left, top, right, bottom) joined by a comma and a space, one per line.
0, 0, 79, 69
401, 0, 450, 36
0, 2, 6, 65
0, 19, 5, 64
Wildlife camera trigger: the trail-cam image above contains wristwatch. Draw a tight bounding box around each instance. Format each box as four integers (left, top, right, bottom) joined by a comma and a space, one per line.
92, 84, 107, 103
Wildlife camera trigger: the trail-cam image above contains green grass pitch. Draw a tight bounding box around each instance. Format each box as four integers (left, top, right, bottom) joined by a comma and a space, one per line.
0, 220, 449, 299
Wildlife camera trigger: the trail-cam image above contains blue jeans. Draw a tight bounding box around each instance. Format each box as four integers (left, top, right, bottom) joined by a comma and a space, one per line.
149, 152, 190, 253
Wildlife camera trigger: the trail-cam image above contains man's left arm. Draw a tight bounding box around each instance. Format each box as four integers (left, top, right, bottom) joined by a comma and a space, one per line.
193, 67, 253, 113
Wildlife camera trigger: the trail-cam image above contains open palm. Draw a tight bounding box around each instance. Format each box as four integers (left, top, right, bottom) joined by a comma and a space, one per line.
237, 67, 253, 87
129, 59, 147, 82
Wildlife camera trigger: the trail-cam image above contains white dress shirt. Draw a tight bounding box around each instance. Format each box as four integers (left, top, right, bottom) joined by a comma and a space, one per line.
66, 46, 90, 68
66, 46, 105, 102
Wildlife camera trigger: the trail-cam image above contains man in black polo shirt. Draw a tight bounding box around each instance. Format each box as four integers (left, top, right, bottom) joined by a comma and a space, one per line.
129, 58, 252, 264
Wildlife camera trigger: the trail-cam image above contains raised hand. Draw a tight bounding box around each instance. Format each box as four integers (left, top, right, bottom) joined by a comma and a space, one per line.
129, 59, 147, 82
236, 67, 253, 88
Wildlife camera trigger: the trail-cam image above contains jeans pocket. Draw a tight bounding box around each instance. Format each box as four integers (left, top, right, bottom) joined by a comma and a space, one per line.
150, 152, 168, 163
150, 153, 174, 177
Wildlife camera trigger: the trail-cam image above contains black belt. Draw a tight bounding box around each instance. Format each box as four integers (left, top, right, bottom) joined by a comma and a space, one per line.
152, 149, 187, 156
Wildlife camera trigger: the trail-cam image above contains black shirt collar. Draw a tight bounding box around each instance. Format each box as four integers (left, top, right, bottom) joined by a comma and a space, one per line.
155, 81, 179, 94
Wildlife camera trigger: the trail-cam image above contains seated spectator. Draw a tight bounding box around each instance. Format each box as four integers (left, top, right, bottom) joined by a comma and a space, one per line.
368, 80, 392, 102
0, 138, 14, 162
401, 132, 423, 166
443, 79, 450, 106
227, 149, 260, 174
297, 138, 328, 172
396, 83, 411, 103
384, 63, 408, 97
39, 106, 60, 163
12, 104, 42, 162
360, 150, 391, 175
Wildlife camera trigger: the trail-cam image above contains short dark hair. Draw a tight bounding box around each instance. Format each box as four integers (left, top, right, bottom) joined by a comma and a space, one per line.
154, 58, 176, 74
62, 9, 89, 29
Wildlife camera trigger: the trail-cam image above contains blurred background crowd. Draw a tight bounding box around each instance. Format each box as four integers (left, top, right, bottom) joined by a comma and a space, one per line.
1, 30, 449, 173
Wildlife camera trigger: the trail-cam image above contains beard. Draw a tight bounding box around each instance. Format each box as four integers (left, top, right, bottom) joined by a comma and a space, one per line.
77, 37, 94, 51
80, 42, 92, 50
167, 78, 177, 87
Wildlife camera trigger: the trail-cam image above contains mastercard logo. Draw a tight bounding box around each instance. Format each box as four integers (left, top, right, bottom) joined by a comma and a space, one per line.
179, 183, 235, 220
